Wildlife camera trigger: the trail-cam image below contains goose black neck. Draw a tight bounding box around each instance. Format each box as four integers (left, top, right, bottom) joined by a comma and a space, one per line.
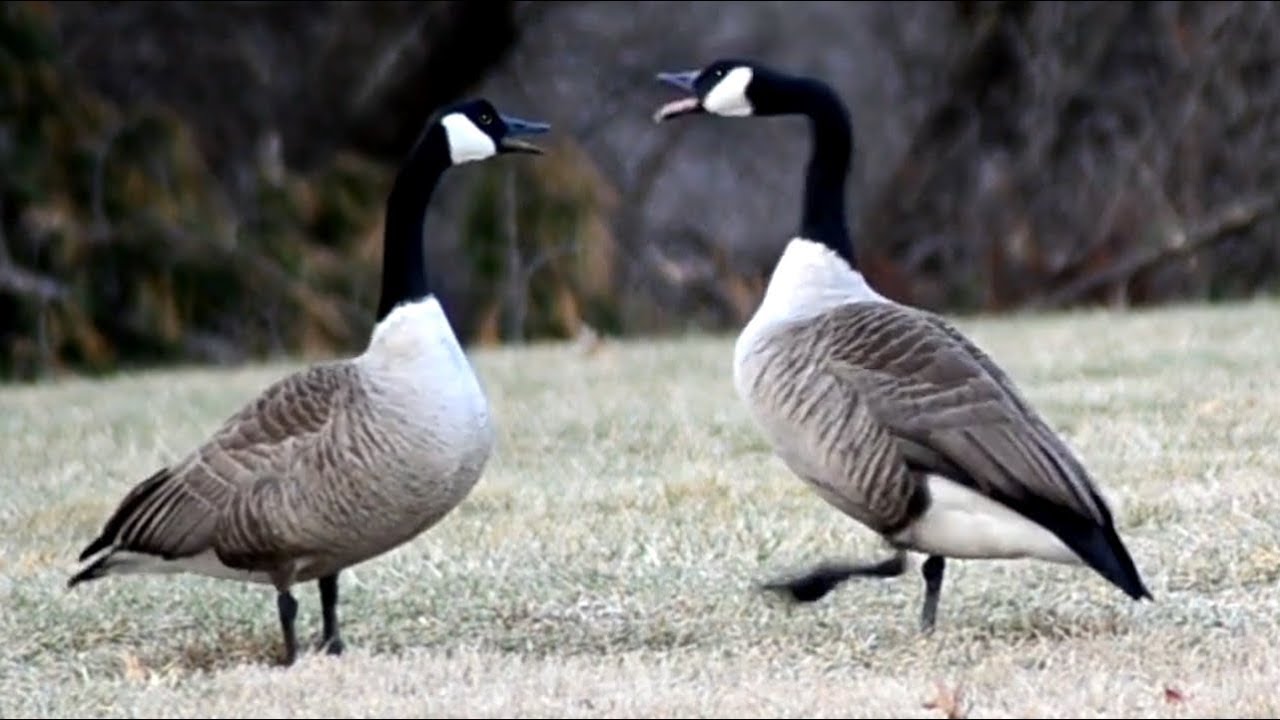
375, 126, 450, 322
783, 77, 857, 269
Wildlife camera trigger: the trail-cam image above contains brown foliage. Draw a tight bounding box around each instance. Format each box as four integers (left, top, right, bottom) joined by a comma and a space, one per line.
861, 1, 1280, 311
0, 2, 387, 379
3, 1, 1280, 381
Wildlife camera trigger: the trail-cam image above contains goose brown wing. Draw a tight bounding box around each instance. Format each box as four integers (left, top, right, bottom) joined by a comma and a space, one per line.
799, 301, 1112, 527
76, 362, 359, 565
209, 361, 358, 454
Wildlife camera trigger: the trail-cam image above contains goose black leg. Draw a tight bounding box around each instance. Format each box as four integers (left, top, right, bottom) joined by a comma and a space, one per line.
318, 573, 344, 655
920, 555, 946, 633
277, 590, 299, 666
761, 550, 908, 603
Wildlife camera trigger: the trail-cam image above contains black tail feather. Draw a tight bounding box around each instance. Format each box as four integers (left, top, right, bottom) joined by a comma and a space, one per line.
1076, 521, 1153, 601
67, 553, 110, 589
77, 537, 110, 564
1006, 489, 1154, 602
76, 466, 172, 562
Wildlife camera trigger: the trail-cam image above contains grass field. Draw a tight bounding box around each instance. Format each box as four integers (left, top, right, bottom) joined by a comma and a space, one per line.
3, 299, 1280, 718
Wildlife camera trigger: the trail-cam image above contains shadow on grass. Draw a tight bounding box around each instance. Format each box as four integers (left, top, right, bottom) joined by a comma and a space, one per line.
132, 629, 286, 675
71, 583, 1147, 680
930, 605, 1142, 656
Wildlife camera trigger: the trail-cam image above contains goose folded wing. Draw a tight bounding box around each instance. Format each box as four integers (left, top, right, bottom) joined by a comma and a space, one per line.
818, 304, 1110, 526
208, 361, 359, 455
211, 469, 339, 571
85, 465, 230, 561
83, 363, 359, 563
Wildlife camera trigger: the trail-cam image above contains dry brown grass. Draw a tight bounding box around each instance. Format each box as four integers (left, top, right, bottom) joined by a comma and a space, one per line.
3, 299, 1280, 718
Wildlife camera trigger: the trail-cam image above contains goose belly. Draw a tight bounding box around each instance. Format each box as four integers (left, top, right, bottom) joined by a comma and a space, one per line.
364, 318, 496, 499
97, 549, 276, 585
293, 441, 493, 583
326, 348, 495, 571
364, 395, 495, 535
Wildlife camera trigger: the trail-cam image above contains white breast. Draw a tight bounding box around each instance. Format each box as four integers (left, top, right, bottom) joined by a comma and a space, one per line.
733, 238, 891, 405
359, 296, 494, 461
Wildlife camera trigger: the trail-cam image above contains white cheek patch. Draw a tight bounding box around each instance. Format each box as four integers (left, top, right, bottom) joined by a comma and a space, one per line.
440, 113, 497, 164
703, 66, 754, 117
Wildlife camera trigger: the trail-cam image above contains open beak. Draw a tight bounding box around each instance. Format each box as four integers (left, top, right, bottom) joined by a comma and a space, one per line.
653, 70, 704, 123
499, 115, 551, 154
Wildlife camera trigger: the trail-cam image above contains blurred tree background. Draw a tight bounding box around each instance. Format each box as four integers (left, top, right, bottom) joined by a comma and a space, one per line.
2, 0, 1278, 382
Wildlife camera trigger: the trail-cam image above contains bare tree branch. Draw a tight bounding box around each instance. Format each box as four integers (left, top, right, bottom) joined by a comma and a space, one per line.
0, 263, 69, 303
1034, 194, 1280, 309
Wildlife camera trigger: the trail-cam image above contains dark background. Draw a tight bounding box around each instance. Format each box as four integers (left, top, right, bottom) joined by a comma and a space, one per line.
3, 0, 1277, 382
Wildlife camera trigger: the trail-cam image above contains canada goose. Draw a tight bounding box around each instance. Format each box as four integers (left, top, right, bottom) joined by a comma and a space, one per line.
652, 59, 1152, 631
66, 98, 550, 665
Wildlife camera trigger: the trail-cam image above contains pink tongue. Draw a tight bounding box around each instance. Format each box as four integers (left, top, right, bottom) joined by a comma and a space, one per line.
653, 97, 699, 122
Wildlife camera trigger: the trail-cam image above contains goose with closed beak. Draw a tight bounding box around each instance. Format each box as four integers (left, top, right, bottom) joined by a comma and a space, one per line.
67, 98, 550, 665
652, 59, 1152, 632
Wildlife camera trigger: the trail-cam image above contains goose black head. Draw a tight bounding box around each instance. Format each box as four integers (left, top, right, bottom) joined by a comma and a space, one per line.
432, 98, 551, 165
653, 58, 788, 123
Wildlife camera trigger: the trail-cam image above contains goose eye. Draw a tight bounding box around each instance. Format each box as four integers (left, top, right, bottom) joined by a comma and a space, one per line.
478, 113, 493, 126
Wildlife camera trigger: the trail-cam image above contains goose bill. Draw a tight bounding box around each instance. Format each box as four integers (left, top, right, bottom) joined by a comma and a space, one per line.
653, 97, 702, 123
499, 137, 544, 154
